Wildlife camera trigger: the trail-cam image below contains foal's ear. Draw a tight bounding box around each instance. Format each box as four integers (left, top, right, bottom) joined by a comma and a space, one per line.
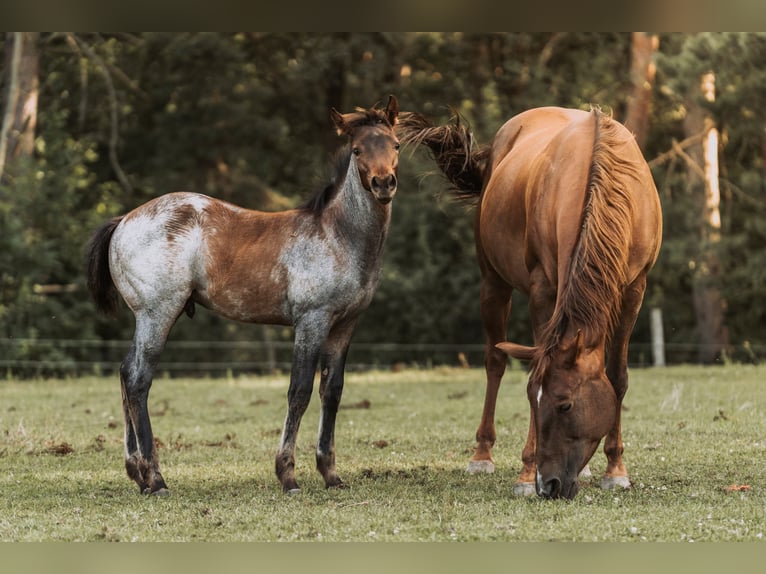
496, 342, 536, 362
385, 95, 399, 126
330, 108, 347, 136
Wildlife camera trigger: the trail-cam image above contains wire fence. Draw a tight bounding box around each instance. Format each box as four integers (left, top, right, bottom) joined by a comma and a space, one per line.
1, 337, 764, 378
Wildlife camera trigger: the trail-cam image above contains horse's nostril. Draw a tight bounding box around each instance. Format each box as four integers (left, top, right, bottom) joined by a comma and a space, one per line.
540, 477, 562, 499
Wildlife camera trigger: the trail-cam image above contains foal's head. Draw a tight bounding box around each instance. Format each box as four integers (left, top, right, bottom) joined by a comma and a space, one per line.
331, 95, 400, 205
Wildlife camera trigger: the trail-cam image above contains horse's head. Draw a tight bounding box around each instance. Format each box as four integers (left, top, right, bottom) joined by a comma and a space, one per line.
330, 95, 400, 205
497, 330, 617, 500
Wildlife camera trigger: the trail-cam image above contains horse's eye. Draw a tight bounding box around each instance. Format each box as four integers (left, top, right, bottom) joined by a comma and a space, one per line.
558, 402, 572, 413
394, 143, 400, 151
352, 148, 361, 156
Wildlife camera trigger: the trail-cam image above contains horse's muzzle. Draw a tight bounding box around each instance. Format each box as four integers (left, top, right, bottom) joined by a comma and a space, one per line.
537, 473, 579, 500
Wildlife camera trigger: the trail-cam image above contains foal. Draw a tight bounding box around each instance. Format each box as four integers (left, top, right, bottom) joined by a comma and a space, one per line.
87, 96, 401, 494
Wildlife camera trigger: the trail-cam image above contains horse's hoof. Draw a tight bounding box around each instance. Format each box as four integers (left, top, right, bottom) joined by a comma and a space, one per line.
512, 481, 536, 497
143, 487, 170, 497
466, 460, 495, 474
286, 487, 301, 495
600, 475, 631, 490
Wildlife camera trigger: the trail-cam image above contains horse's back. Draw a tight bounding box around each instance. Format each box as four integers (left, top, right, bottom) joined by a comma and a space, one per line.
478, 108, 595, 289
478, 107, 660, 292
488, 107, 589, 171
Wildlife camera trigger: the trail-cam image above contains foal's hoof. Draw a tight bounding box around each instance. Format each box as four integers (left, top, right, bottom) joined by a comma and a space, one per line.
143, 487, 170, 497
466, 460, 495, 474
600, 475, 631, 490
512, 481, 536, 497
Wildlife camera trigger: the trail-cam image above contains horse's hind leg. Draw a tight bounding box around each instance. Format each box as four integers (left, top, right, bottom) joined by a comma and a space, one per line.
121, 312, 174, 495
468, 275, 512, 475
602, 274, 647, 491
315, 320, 356, 489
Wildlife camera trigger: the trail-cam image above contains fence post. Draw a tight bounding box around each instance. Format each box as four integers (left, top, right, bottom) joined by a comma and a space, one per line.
650, 307, 666, 367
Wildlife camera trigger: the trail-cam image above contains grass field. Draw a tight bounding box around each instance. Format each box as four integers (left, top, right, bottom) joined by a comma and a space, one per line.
1, 364, 764, 542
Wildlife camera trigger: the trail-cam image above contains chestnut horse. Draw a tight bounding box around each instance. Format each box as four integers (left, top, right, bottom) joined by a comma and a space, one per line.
86, 96, 401, 495
401, 106, 662, 499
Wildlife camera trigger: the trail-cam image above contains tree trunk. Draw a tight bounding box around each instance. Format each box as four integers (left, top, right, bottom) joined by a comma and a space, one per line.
684, 71, 728, 363
0, 32, 39, 183
623, 32, 658, 152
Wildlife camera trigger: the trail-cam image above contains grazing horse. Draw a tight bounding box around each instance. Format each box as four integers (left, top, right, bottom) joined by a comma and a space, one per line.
400, 106, 662, 499
86, 96, 401, 495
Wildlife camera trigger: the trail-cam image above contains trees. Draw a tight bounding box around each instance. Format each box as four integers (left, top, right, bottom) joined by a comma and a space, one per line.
0, 33, 39, 183
3, 32, 766, 374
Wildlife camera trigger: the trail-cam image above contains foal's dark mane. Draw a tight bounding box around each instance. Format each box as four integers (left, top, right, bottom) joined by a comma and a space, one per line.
300, 106, 394, 215
341, 106, 395, 131
300, 148, 352, 215
532, 110, 636, 377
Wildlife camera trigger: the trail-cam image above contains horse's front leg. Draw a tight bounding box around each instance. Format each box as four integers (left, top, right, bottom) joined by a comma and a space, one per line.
602, 274, 647, 491
275, 314, 327, 493
315, 320, 356, 489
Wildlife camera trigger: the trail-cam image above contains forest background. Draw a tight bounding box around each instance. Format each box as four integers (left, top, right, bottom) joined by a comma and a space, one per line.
2, 32, 766, 375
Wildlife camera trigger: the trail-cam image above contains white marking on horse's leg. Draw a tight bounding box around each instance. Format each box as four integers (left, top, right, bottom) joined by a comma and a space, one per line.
601, 475, 631, 490
513, 482, 536, 497
466, 459, 495, 474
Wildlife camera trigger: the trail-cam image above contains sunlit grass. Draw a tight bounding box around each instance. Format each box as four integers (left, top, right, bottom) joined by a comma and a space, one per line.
1, 365, 764, 541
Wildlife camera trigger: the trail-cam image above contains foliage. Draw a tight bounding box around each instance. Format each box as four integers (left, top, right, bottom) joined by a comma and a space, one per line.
4, 33, 766, 372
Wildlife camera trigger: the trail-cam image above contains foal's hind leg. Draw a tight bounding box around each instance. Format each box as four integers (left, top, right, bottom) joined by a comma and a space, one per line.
120, 312, 174, 495
602, 274, 647, 491
315, 320, 356, 489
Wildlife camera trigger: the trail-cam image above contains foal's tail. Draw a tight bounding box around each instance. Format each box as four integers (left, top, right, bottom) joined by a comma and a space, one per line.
398, 111, 489, 201
85, 216, 123, 316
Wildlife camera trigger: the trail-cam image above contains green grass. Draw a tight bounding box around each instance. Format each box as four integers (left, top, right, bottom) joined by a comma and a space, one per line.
1, 365, 764, 541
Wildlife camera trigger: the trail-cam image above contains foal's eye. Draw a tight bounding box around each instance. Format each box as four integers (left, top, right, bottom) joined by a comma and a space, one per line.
352, 148, 361, 156
558, 402, 572, 413
394, 143, 400, 151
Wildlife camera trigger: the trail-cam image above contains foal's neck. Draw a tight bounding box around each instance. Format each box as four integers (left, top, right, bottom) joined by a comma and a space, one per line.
328, 155, 391, 249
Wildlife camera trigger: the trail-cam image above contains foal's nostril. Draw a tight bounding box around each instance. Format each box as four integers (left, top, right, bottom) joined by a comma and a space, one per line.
372, 174, 396, 192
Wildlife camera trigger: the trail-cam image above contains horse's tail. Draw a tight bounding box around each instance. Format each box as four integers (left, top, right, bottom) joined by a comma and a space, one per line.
398, 111, 489, 201
85, 216, 123, 316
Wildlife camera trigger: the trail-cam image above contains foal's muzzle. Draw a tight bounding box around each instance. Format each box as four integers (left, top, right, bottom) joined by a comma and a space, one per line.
371, 174, 397, 204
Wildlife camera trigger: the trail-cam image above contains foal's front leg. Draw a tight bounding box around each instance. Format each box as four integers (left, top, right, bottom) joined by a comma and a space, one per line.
315, 320, 356, 489
275, 314, 326, 493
